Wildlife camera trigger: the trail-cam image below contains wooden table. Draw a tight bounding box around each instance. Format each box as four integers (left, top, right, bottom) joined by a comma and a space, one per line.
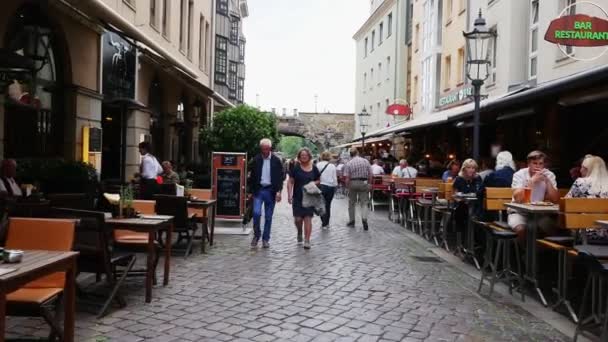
0, 250, 79, 341
105, 218, 173, 303
188, 200, 217, 247
453, 194, 480, 269
504, 202, 559, 306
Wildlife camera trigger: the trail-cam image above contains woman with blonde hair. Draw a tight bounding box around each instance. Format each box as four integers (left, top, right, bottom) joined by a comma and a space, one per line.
566, 155, 608, 198
453, 158, 483, 195
288, 148, 321, 249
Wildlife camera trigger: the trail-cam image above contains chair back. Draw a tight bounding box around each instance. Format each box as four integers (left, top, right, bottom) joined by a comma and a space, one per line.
47, 193, 94, 210
50, 208, 112, 277
577, 251, 605, 274
559, 188, 570, 198
155, 195, 189, 228
484, 187, 514, 211
371, 175, 389, 191
415, 178, 441, 193
381, 175, 393, 186
560, 198, 608, 229
190, 188, 213, 200
438, 182, 454, 199
5, 218, 76, 288
132, 200, 156, 215
394, 178, 415, 192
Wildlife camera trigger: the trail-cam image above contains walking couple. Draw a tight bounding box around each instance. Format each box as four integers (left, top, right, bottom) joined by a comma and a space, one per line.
248, 139, 337, 250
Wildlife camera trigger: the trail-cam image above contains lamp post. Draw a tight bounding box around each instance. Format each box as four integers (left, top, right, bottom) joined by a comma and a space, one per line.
463, 9, 495, 161
358, 107, 370, 153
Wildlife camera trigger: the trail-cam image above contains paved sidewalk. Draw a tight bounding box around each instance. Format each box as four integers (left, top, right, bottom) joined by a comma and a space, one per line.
7, 195, 571, 341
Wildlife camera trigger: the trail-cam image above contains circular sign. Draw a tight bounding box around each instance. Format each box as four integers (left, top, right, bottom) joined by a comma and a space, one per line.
555, 1, 608, 61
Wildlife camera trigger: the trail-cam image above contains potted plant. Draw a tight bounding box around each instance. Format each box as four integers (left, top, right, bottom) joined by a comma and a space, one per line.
120, 185, 135, 218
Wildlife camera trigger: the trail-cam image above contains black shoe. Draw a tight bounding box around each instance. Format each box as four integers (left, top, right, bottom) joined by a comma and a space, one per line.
346, 221, 355, 228
362, 220, 369, 231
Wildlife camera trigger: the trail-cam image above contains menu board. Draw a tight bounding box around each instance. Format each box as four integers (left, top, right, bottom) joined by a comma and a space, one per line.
216, 169, 241, 216
89, 127, 102, 152
212, 152, 247, 220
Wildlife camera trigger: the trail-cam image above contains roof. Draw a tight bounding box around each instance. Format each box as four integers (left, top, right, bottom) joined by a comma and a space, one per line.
353, 0, 396, 40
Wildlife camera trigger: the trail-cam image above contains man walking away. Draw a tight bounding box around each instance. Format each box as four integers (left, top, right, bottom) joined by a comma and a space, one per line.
344, 148, 373, 230
248, 138, 285, 248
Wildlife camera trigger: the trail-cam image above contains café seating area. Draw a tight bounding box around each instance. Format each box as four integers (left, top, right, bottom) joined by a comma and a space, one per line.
0, 188, 217, 341
369, 175, 608, 341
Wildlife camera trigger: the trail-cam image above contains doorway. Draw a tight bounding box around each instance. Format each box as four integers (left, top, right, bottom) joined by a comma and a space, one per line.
101, 104, 125, 181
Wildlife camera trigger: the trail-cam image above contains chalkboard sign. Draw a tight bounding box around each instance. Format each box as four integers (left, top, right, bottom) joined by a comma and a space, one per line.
216, 169, 241, 217
89, 127, 102, 152
222, 155, 237, 166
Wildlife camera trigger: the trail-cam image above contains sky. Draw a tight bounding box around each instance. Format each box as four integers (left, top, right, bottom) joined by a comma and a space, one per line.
243, 0, 369, 115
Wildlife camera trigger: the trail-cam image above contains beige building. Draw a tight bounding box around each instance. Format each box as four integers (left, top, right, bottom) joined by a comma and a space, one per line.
0, 0, 228, 182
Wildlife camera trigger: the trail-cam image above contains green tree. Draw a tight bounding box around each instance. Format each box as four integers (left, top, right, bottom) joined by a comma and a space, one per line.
200, 105, 280, 160
277, 136, 320, 159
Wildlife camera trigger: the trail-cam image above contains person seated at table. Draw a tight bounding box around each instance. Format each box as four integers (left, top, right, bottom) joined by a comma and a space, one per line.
478, 158, 494, 181
566, 155, 608, 244
0, 159, 22, 198
161, 161, 180, 184
442, 160, 461, 182
371, 159, 385, 175
452, 159, 484, 236
483, 151, 516, 188
392, 159, 417, 178
509, 150, 560, 242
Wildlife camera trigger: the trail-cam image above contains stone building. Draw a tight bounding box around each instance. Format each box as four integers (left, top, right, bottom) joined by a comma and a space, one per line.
0, 0, 230, 182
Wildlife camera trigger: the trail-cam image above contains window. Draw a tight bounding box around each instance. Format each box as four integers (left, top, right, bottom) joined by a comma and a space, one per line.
215, 36, 228, 84
386, 56, 391, 80
187, 0, 193, 56
388, 13, 393, 37
239, 39, 246, 63
363, 72, 367, 90
230, 18, 239, 44
205, 21, 210, 69
150, 0, 158, 28
179, 0, 186, 51
489, 27, 498, 83
371, 30, 375, 51
218, 0, 228, 15
415, 24, 420, 50
364, 38, 368, 57
443, 55, 451, 90
457, 47, 464, 84
228, 62, 238, 99
529, 0, 538, 79
199, 15, 205, 70
379, 22, 384, 44
378, 63, 382, 84
370, 68, 374, 89
237, 78, 245, 103
162, 0, 169, 37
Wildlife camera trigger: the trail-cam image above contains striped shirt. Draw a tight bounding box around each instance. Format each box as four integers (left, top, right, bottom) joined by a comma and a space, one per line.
344, 156, 372, 180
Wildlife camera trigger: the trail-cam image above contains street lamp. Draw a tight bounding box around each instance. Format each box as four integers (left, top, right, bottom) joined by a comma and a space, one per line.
358, 107, 370, 152
463, 9, 495, 161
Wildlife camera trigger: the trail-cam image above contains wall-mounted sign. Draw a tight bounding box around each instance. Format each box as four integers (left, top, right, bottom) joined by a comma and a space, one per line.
545, 14, 608, 47
102, 32, 136, 99
437, 84, 473, 110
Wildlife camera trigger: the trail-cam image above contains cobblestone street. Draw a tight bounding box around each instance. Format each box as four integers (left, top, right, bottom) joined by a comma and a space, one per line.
7, 194, 571, 342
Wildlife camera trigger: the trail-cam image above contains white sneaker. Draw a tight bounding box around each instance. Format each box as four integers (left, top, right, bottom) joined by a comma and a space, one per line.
303, 241, 311, 249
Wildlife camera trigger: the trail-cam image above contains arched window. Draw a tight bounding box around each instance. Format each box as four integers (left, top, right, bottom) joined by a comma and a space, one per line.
4, 4, 64, 158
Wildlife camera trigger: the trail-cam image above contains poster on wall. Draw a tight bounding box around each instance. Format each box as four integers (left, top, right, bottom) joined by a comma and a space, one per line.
101, 31, 136, 99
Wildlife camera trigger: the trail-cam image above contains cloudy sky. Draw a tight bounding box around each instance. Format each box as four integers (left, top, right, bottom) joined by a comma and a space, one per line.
243, 0, 369, 114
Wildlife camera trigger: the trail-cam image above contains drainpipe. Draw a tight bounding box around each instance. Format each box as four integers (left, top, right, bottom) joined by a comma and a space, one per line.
75, 0, 199, 79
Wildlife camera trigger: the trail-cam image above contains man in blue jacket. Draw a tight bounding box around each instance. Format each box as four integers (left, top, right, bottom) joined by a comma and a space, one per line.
248, 138, 285, 248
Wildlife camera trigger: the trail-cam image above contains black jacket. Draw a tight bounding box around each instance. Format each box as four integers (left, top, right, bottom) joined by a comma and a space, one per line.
248, 153, 285, 194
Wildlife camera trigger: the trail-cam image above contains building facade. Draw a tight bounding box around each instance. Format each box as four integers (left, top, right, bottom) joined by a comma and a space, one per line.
0, 0, 225, 181
214, 0, 248, 108
353, 0, 411, 138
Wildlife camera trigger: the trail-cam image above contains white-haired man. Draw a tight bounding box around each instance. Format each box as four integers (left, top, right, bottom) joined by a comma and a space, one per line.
247, 138, 285, 248
392, 159, 417, 178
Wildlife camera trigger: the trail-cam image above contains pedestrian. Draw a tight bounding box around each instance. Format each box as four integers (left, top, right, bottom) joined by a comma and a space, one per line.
288, 148, 321, 249
343, 147, 373, 230
316, 151, 338, 229
138, 142, 162, 200
247, 138, 285, 249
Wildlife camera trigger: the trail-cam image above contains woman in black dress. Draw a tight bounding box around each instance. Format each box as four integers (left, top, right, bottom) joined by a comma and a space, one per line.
288, 148, 320, 249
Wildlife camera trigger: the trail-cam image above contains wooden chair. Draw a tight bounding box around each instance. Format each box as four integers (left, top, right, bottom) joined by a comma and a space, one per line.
189, 188, 212, 200
5, 217, 77, 340
484, 188, 514, 226
392, 178, 416, 228
51, 208, 136, 318
155, 195, 198, 257
186, 190, 213, 253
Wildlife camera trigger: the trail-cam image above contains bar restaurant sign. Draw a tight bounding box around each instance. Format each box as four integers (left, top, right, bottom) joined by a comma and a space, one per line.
545, 2, 608, 60
437, 84, 473, 110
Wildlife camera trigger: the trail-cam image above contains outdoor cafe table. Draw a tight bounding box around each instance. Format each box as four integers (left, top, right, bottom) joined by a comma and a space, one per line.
188, 200, 217, 246
452, 194, 480, 270
504, 202, 560, 306
105, 217, 174, 303
0, 250, 79, 341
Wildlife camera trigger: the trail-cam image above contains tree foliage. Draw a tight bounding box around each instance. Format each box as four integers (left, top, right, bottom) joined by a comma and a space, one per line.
200, 105, 280, 160
277, 136, 319, 159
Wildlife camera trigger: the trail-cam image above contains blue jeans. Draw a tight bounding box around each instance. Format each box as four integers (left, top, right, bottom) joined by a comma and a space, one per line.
253, 188, 276, 241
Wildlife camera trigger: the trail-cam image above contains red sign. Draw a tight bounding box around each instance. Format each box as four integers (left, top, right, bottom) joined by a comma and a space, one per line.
385, 103, 412, 117
545, 14, 608, 47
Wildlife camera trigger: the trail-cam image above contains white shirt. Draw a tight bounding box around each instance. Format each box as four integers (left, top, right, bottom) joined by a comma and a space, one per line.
371, 164, 385, 175
316, 161, 338, 187
140, 154, 162, 179
0, 177, 22, 197
392, 166, 418, 178
260, 154, 272, 186
512, 167, 557, 202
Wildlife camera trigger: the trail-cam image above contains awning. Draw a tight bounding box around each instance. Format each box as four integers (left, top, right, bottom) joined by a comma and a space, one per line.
366, 112, 448, 138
